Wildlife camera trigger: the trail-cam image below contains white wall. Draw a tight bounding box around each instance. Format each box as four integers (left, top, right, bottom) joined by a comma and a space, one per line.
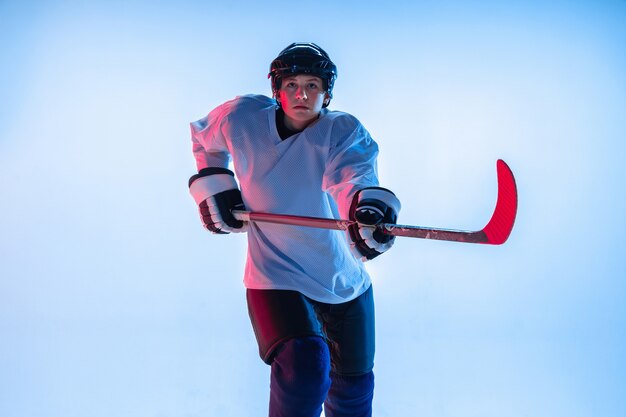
1, 1, 625, 416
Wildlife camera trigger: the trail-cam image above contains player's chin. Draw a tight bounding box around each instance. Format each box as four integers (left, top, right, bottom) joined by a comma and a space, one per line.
286, 108, 318, 121
294, 106, 325, 117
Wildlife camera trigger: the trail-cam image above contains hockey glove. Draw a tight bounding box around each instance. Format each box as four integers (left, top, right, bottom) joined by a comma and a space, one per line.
348, 187, 401, 261
188, 168, 248, 234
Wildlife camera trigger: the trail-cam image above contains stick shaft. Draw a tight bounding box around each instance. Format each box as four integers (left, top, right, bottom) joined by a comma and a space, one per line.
232, 210, 489, 243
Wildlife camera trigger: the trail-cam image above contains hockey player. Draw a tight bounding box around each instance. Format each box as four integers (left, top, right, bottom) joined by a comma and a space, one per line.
188, 42, 401, 417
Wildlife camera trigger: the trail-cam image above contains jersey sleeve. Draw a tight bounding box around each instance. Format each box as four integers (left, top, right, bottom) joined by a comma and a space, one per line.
190, 102, 232, 171
322, 115, 380, 219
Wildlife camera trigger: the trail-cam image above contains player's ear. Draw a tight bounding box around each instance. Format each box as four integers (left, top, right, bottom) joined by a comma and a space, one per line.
323, 92, 330, 106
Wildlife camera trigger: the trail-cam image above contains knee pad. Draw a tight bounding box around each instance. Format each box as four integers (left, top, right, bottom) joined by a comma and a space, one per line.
272, 336, 331, 395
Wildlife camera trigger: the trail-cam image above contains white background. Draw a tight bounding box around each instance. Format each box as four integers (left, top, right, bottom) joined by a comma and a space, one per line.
1, 1, 625, 416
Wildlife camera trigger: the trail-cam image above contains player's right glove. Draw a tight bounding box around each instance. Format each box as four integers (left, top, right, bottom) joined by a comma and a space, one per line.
347, 187, 401, 261
188, 168, 248, 234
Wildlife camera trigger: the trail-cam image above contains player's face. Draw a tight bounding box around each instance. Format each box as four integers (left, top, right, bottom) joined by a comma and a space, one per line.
278, 74, 329, 131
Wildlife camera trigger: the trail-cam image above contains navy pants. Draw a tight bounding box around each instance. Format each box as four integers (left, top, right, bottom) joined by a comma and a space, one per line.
247, 286, 376, 417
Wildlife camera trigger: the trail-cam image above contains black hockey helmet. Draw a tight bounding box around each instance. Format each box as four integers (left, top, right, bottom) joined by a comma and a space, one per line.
268, 42, 338, 107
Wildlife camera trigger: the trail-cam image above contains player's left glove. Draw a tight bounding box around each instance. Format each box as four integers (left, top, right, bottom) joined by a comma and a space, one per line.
347, 187, 401, 261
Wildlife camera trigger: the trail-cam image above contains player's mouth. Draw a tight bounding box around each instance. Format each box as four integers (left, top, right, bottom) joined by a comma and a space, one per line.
293, 105, 309, 110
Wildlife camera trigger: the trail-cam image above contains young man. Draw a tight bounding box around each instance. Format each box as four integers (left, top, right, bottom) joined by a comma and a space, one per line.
188, 42, 401, 417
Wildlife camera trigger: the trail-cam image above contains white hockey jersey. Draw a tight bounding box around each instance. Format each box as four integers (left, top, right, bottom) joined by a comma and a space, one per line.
191, 94, 381, 303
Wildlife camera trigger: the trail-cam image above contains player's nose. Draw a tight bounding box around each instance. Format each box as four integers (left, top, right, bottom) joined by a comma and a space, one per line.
295, 86, 307, 100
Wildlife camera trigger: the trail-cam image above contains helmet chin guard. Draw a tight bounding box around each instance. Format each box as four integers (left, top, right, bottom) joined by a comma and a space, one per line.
269, 42, 337, 107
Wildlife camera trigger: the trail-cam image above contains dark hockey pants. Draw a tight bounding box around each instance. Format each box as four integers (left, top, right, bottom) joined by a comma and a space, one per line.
246, 286, 376, 417
269, 336, 374, 417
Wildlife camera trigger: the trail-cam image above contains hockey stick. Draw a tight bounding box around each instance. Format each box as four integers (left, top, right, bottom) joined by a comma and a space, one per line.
232, 159, 517, 245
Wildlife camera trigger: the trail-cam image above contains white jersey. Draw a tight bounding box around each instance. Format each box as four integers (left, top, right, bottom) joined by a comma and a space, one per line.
191, 94, 381, 303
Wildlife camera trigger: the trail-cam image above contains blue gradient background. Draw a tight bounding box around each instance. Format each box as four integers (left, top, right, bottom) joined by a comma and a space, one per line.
1, 1, 625, 416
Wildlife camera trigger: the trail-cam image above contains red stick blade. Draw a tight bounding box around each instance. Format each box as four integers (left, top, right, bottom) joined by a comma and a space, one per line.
481, 159, 518, 244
